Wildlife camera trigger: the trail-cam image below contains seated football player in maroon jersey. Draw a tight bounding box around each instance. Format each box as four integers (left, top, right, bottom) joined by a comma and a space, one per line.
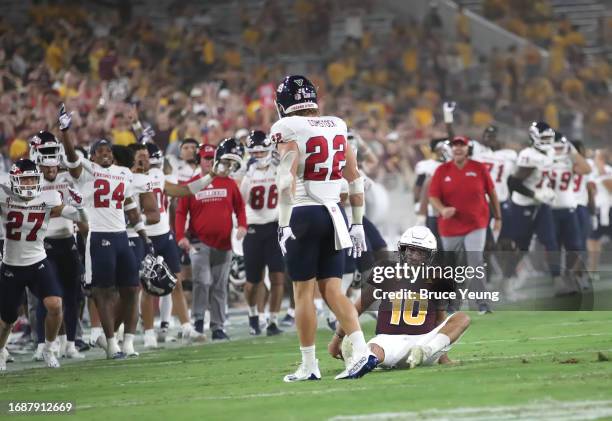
328, 226, 471, 369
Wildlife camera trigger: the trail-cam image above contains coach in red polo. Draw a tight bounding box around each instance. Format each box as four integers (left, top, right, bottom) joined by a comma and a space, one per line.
428, 136, 501, 313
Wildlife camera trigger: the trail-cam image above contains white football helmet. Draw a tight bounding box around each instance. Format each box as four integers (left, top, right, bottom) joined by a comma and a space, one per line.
9, 159, 43, 199
529, 121, 555, 153
398, 226, 437, 265
434, 140, 453, 162
29, 131, 64, 167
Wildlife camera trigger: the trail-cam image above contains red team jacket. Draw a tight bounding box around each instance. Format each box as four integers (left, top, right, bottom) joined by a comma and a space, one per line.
175, 175, 247, 251
428, 159, 495, 237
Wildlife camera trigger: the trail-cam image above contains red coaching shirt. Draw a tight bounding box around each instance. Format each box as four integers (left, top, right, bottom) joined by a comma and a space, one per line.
428, 159, 495, 237
175, 175, 247, 250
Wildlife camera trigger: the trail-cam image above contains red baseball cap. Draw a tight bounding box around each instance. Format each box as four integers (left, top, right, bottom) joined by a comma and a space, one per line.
198, 143, 215, 159
451, 136, 470, 146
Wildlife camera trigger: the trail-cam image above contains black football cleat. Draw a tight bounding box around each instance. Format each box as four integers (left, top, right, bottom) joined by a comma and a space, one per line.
249, 316, 261, 336
266, 323, 283, 336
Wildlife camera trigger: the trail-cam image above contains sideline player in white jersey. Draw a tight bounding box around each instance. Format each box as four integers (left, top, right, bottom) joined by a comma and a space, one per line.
414, 138, 451, 243
471, 126, 517, 244
549, 133, 591, 290
166, 138, 201, 183
571, 141, 595, 253
29, 131, 87, 360
166, 138, 201, 331
506, 121, 566, 293
271, 75, 377, 381
586, 149, 612, 280
0, 159, 87, 370
240, 130, 285, 337
57, 105, 156, 359
137, 142, 210, 347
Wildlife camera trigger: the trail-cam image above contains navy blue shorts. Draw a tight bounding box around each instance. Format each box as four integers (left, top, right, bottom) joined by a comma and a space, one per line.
45, 236, 83, 290
285, 205, 346, 281
589, 209, 612, 240
243, 222, 285, 283
151, 231, 181, 274
129, 236, 145, 263
575, 205, 591, 250
344, 254, 356, 275
498, 200, 514, 240
509, 203, 558, 251
86, 231, 139, 288
552, 208, 582, 251
0, 258, 61, 324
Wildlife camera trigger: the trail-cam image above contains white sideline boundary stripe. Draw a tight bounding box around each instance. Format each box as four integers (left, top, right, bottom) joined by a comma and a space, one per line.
328, 400, 612, 421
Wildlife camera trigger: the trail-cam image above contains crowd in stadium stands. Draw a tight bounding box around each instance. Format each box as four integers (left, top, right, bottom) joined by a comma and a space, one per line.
0, 1, 610, 186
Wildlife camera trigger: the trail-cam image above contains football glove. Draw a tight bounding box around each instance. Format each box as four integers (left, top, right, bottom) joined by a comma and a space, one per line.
534, 187, 556, 205
138, 125, 156, 143
278, 226, 296, 256
348, 224, 367, 258
145, 239, 156, 257
443, 101, 456, 124
67, 187, 84, 209
59, 103, 72, 131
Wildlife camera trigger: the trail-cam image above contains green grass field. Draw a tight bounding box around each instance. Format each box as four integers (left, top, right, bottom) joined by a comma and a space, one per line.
2, 311, 612, 420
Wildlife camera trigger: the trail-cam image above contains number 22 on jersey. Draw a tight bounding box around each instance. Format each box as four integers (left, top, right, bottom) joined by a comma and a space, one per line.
303, 135, 346, 181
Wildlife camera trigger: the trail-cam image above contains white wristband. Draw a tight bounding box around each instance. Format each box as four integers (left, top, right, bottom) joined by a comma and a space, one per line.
133, 221, 145, 232
351, 205, 364, 225
278, 201, 292, 226
188, 174, 213, 194
63, 157, 81, 169
124, 201, 138, 211
348, 177, 364, 195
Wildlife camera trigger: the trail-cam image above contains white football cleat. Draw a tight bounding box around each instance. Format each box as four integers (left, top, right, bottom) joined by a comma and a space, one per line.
33, 343, 45, 361
122, 341, 139, 357
1, 347, 13, 363
0, 348, 7, 371
144, 331, 158, 349
188, 330, 207, 344
95, 335, 108, 351
407, 345, 432, 369
63, 342, 85, 359
42, 348, 61, 368
283, 360, 321, 383
335, 352, 378, 380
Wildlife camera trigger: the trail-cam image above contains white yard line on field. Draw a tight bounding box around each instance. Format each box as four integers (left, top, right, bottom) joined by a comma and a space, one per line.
329, 400, 612, 421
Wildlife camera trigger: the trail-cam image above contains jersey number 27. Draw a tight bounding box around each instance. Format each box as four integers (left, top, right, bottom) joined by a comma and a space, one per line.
5, 211, 45, 241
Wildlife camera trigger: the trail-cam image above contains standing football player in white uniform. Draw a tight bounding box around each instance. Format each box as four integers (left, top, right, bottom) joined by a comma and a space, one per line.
549, 132, 591, 290
165, 138, 201, 336
506, 122, 567, 295
240, 130, 285, 336
138, 142, 212, 347
58, 105, 154, 359
414, 138, 451, 242
30, 131, 88, 360
471, 126, 517, 243
571, 141, 594, 254
0, 159, 87, 370
271, 75, 377, 381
